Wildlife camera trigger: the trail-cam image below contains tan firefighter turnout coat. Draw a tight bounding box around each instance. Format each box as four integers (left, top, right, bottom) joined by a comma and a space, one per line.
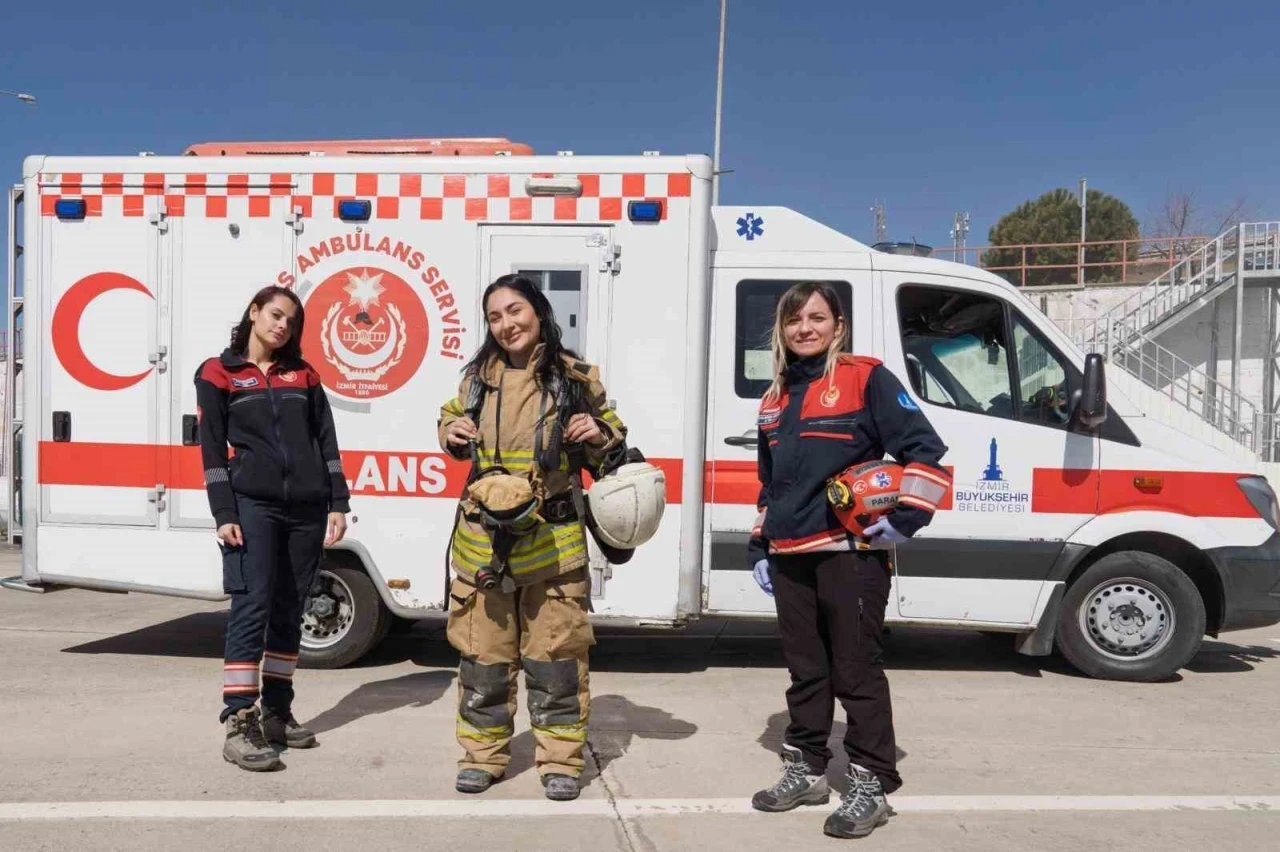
437, 345, 626, 586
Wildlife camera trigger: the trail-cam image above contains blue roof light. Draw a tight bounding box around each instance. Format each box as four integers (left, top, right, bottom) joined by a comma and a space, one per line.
338, 199, 372, 221
628, 200, 663, 223
55, 199, 87, 220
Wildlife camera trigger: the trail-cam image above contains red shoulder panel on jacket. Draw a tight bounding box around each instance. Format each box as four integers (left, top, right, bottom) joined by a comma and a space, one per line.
197, 358, 231, 389
799, 358, 873, 419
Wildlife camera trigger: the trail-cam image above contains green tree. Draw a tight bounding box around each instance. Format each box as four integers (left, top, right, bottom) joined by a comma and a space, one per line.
981, 188, 1140, 286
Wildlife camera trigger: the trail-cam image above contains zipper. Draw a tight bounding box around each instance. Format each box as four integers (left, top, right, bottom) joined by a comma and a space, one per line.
492, 377, 504, 468
257, 365, 291, 503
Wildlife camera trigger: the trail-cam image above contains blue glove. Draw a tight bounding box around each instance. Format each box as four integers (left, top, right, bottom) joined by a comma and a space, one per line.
863, 517, 908, 548
752, 558, 774, 596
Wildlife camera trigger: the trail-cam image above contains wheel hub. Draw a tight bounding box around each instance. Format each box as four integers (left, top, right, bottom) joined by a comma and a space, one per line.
301, 571, 355, 650
1080, 578, 1174, 661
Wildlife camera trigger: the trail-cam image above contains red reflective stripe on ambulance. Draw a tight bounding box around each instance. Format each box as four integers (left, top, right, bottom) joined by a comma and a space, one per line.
1031, 469, 1257, 517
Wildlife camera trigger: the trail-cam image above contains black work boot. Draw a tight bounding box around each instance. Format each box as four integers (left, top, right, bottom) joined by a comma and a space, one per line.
751, 745, 830, 812
823, 764, 892, 839
542, 773, 580, 801
261, 706, 318, 749
456, 768, 496, 794
222, 707, 282, 772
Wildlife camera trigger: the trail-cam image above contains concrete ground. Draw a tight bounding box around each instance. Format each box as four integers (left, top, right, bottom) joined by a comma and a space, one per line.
2, 545, 1279, 851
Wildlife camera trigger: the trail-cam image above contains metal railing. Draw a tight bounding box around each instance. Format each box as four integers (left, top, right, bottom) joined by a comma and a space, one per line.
933, 235, 1211, 287
1073, 314, 1260, 452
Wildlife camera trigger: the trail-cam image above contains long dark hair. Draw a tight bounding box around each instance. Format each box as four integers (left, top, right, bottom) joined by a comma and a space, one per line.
229, 285, 305, 363
464, 274, 577, 392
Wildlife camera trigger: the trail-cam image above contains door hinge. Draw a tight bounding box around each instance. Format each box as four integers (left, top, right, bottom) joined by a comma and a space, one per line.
147, 483, 167, 512
148, 344, 168, 374
599, 243, 621, 275
149, 200, 169, 233
286, 205, 305, 235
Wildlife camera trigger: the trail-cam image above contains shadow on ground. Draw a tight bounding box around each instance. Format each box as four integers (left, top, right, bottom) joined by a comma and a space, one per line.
302, 669, 457, 734
59, 611, 1278, 680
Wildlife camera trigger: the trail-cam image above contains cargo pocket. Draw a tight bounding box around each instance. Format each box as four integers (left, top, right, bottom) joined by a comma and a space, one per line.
219, 544, 247, 594
539, 572, 595, 657
446, 577, 479, 656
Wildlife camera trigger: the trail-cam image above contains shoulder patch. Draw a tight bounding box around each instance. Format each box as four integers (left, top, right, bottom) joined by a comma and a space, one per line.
758, 404, 783, 428
897, 391, 920, 411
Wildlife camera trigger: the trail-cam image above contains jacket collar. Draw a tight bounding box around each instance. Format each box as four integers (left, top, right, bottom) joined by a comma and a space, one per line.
783, 352, 828, 386
478, 342, 547, 387
219, 347, 304, 373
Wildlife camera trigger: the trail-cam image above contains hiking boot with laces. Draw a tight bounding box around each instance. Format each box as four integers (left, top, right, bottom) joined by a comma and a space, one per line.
261, 706, 317, 749
751, 745, 829, 812
823, 764, 892, 839
223, 707, 282, 772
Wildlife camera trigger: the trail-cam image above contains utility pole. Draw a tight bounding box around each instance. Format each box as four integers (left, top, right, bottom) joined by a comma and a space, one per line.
711, 0, 727, 205
871, 201, 886, 243
1078, 178, 1088, 285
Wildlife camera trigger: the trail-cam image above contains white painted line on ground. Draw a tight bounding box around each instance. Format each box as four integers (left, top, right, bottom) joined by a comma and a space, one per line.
1, 796, 1278, 821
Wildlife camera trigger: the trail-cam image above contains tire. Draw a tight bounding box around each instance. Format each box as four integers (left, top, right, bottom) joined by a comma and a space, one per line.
1055, 550, 1206, 682
298, 562, 391, 669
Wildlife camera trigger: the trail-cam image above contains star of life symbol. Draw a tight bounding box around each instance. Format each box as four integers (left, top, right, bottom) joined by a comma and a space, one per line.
320, 268, 409, 387
736, 212, 764, 241
873, 471, 893, 489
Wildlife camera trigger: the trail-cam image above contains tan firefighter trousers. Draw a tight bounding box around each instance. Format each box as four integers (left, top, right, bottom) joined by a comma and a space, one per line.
446, 567, 595, 778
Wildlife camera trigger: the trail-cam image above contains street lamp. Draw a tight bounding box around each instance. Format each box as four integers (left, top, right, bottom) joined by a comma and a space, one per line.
712, 0, 727, 204
1, 90, 36, 105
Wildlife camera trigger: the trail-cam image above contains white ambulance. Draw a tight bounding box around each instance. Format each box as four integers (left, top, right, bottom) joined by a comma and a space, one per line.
6, 140, 1279, 682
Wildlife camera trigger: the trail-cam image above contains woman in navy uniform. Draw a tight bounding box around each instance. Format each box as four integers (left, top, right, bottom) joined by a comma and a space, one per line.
195, 285, 350, 771
747, 281, 951, 839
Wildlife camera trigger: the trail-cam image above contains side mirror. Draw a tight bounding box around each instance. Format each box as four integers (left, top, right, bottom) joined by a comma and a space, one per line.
1070, 353, 1107, 430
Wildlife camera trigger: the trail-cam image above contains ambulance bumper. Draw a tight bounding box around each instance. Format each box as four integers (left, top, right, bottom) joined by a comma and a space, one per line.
1210, 533, 1280, 632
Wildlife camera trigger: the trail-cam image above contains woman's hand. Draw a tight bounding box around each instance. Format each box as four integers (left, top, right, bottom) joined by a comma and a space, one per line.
565, 413, 604, 447
217, 523, 243, 547
324, 512, 347, 547
445, 416, 478, 448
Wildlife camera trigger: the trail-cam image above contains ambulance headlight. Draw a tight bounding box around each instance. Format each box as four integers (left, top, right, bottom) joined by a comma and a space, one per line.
54, 199, 87, 220
1237, 476, 1280, 530
628, 200, 663, 222
338, 199, 372, 221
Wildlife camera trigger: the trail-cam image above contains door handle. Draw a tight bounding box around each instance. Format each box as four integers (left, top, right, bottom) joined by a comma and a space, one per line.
724, 434, 758, 449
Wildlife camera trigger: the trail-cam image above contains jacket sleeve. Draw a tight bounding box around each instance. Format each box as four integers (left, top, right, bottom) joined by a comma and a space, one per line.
581, 372, 627, 469
864, 365, 953, 537
437, 374, 475, 461
746, 423, 772, 567
194, 359, 238, 529
306, 367, 351, 514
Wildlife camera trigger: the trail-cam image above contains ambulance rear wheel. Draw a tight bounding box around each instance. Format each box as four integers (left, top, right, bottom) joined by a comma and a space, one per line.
298, 563, 391, 669
1056, 551, 1205, 682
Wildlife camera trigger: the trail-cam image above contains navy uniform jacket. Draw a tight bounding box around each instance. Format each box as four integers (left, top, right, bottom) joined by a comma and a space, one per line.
747, 353, 952, 566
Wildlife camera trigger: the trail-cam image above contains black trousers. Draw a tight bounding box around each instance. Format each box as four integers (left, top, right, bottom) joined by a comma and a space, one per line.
770, 549, 901, 794
220, 495, 327, 722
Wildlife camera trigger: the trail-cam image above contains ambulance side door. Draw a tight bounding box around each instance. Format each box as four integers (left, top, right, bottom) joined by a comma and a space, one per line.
876, 271, 1100, 625
704, 260, 874, 614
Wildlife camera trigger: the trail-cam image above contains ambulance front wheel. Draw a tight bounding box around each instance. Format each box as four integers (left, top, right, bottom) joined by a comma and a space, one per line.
298, 561, 392, 669
1056, 551, 1206, 682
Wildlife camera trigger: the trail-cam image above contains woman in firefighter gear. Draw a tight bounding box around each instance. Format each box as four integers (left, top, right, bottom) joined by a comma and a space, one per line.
438, 274, 627, 802
747, 281, 951, 840
195, 285, 350, 772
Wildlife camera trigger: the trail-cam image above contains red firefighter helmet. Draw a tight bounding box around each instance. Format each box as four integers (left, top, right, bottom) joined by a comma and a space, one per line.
825, 460, 904, 537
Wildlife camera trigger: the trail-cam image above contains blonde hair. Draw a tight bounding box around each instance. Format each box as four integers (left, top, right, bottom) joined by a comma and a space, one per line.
763, 282, 848, 404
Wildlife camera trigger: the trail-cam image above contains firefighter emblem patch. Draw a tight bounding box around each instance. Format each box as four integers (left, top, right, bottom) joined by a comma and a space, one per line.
301, 266, 428, 399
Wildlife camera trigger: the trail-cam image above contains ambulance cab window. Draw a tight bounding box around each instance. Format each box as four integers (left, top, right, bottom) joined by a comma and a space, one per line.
897, 286, 1016, 419
735, 279, 852, 398
1012, 312, 1078, 428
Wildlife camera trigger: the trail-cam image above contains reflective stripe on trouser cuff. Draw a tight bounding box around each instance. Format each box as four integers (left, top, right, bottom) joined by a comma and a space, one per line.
531, 721, 588, 742
262, 651, 298, 681
456, 718, 514, 744
223, 662, 260, 694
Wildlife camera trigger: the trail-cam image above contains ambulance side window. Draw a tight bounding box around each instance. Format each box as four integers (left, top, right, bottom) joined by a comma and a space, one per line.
735, 279, 852, 398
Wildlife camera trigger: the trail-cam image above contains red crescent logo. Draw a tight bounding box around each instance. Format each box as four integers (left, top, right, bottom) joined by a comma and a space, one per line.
52, 271, 155, 391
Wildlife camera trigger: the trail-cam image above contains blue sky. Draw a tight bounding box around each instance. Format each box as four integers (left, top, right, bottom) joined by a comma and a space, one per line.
3, 0, 1279, 297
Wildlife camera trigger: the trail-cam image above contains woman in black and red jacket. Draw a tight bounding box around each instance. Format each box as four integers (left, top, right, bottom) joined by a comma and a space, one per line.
195, 285, 350, 772
747, 281, 951, 841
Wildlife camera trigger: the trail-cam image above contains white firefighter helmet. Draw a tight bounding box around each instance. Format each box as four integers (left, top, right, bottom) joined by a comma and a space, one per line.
585, 462, 666, 550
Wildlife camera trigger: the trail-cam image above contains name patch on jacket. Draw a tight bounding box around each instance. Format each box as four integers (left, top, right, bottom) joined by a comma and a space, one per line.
758, 405, 783, 427
231, 377, 260, 389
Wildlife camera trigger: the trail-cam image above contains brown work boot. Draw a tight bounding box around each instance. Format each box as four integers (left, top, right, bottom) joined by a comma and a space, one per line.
261, 706, 318, 749
223, 707, 282, 771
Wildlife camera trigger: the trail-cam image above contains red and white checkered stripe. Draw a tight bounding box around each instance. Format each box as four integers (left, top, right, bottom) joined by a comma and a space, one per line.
37, 172, 692, 222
